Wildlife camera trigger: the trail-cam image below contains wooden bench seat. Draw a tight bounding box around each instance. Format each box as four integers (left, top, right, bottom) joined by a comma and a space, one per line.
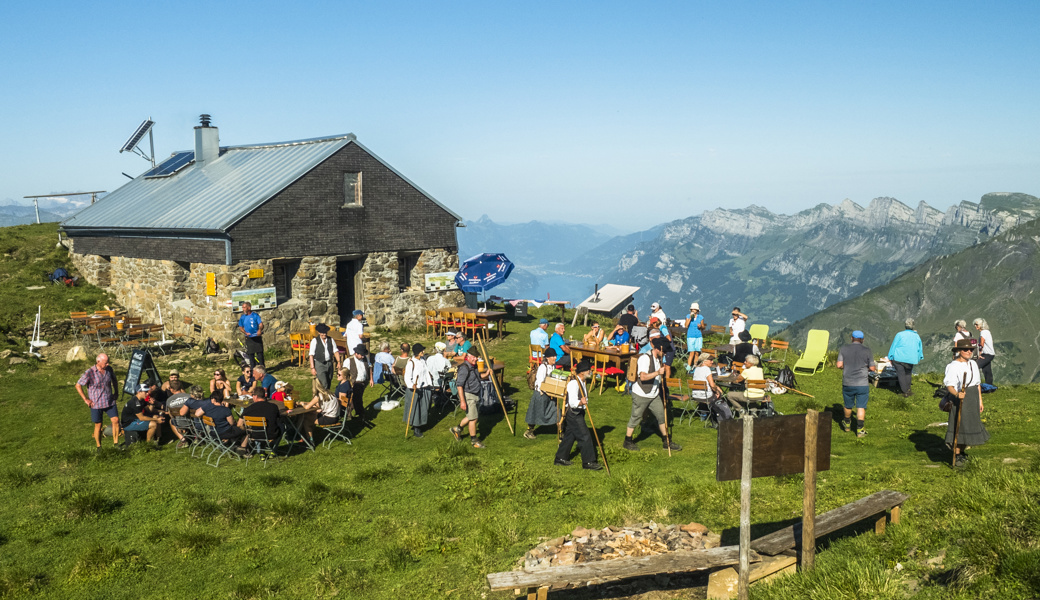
751, 489, 909, 556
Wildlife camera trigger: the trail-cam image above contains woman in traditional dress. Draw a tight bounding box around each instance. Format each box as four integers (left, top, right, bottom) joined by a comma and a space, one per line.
403, 343, 433, 437
945, 339, 989, 467
524, 348, 560, 439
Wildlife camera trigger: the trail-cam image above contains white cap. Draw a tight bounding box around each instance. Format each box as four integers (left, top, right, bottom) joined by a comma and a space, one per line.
651, 302, 660, 309
690, 302, 699, 310
274, 381, 286, 390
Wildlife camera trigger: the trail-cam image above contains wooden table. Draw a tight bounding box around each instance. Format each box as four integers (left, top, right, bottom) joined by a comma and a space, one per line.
228, 396, 318, 452
326, 329, 371, 353
569, 344, 638, 370
439, 307, 509, 339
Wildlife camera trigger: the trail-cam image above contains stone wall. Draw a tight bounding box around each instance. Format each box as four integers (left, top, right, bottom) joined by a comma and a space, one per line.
361, 248, 464, 328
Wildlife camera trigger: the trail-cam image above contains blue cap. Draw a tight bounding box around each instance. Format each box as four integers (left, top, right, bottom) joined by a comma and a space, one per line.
352, 310, 364, 317
539, 318, 548, 324
852, 330, 864, 339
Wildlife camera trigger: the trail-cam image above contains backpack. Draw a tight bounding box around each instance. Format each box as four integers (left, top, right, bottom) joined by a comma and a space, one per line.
203, 337, 220, 355
626, 355, 639, 382
709, 398, 733, 427
527, 362, 541, 390
631, 325, 650, 348
776, 366, 797, 389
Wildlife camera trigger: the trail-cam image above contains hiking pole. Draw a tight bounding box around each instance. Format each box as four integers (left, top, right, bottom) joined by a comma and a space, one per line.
951, 372, 967, 467
659, 373, 672, 458
768, 380, 815, 398
584, 399, 611, 476
476, 336, 514, 435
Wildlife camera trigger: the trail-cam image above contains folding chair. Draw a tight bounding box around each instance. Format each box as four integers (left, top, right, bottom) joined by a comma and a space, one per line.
242, 416, 285, 466
682, 380, 713, 426
314, 403, 352, 449
171, 416, 204, 454
726, 380, 776, 419
529, 344, 544, 371
200, 416, 242, 467
762, 340, 790, 376
379, 366, 406, 402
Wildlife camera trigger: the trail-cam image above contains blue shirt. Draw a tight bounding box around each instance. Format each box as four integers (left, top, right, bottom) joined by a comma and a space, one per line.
608, 329, 630, 346
549, 332, 567, 358
454, 340, 472, 356
238, 312, 262, 338
200, 402, 234, 437
260, 374, 278, 398
887, 330, 923, 365
530, 327, 549, 349
686, 314, 704, 338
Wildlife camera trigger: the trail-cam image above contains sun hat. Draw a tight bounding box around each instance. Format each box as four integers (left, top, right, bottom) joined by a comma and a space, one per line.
412, 343, 425, 354
952, 338, 977, 351
434, 341, 446, 352
690, 302, 699, 311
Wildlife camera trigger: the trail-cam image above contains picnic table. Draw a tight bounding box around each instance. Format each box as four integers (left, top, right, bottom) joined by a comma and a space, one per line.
438, 307, 509, 339
569, 344, 638, 371
227, 396, 319, 452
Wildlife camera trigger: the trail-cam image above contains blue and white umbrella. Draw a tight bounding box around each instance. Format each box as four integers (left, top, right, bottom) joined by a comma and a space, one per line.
455, 253, 515, 295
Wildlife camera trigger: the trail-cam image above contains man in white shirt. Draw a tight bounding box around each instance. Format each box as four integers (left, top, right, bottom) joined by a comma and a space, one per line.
728, 307, 748, 345
552, 359, 602, 470
345, 310, 365, 355
309, 324, 341, 392
623, 338, 681, 452
649, 302, 667, 326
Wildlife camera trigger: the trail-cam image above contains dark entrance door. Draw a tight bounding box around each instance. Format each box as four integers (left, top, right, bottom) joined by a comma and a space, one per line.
336, 259, 357, 328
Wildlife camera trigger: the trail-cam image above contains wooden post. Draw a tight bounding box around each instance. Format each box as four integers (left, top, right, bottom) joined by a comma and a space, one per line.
738, 416, 753, 600
802, 409, 818, 570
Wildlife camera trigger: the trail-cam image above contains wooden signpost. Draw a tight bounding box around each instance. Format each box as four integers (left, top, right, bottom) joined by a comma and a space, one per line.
716, 410, 831, 599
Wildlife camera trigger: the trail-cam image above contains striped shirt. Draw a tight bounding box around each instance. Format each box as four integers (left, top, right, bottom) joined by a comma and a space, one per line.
77, 365, 116, 409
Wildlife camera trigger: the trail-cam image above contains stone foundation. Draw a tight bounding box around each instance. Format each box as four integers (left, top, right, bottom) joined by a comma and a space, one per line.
68, 239, 463, 346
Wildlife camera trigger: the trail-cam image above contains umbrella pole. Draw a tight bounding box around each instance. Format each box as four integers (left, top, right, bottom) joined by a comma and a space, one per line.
476, 336, 515, 435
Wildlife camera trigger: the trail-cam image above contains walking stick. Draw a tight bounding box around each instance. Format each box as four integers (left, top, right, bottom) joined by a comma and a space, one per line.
768, 380, 815, 398
584, 398, 611, 476
404, 359, 418, 439
476, 336, 515, 435
658, 360, 672, 458
951, 372, 967, 466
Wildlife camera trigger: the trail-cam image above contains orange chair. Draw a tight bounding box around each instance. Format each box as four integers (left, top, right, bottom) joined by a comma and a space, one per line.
425, 310, 439, 336
290, 333, 309, 367
464, 313, 488, 344
592, 353, 626, 395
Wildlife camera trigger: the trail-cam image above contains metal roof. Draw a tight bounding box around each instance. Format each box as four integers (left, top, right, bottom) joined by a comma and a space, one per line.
62, 134, 462, 232
577, 284, 640, 313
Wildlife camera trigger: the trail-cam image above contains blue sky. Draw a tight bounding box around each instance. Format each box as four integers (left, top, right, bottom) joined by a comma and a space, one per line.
1, 1, 1038, 230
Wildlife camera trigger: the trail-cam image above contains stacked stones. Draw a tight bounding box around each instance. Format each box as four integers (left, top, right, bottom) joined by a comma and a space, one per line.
521, 522, 720, 571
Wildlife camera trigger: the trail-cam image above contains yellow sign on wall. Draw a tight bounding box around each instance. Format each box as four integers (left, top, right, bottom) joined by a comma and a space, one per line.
248, 269, 264, 279
206, 272, 216, 296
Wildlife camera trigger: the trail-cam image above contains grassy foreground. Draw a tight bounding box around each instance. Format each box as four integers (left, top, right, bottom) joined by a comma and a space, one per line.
1, 229, 1039, 599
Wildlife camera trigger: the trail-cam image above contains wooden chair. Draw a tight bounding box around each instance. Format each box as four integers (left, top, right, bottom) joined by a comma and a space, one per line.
529, 344, 544, 371
592, 353, 625, 395
290, 333, 308, 367
464, 313, 488, 344
425, 310, 439, 336
727, 379, 775, 418
569, 350, 583, 373
242, 416, 283, 466
710, 325, 726, 335
763, 340, 790, 375
682, 380, 713, 425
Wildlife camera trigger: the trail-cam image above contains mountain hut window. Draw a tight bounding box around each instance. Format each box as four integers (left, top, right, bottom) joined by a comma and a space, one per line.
342, 172, 362, 207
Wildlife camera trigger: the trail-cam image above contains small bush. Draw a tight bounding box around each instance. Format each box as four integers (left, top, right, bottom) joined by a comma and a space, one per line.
413, 461, 437, 475
794, 397, 824, 412
63, 490, 122, 519
0, 569, 48, 597
172, 529, 221, 554
183, 494, 219, 521
68, 544, 146, 582
380, 544, 416, 571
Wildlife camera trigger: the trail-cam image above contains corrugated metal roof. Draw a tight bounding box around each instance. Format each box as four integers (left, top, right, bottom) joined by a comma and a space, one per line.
578, 284, 640, 313
63, 134, 391, 232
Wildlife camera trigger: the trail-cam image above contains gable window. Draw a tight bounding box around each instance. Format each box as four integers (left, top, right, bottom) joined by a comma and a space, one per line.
273, 260, 301, 303
342, 172, 362, 207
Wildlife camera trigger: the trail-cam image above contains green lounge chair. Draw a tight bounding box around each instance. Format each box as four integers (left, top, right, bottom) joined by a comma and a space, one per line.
748, 324, 769, 341
793, 329, 829, 376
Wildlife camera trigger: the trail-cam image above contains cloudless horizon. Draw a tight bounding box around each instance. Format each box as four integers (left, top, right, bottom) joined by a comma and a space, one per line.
2, 1, 1038, 230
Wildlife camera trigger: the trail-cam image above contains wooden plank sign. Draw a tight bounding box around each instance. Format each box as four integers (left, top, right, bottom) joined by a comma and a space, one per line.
716, 413, 831, 482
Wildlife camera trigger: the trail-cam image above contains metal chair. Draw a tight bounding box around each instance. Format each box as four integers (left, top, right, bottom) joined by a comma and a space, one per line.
242, 416, 284, 466
171, 416, 204, 454
200, 416, 242, 467
314, 400, 352, 449
682, 380, 713, 426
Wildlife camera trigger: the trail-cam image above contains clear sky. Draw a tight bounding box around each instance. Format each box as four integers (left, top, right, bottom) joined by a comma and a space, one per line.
2, 1, 1038, 230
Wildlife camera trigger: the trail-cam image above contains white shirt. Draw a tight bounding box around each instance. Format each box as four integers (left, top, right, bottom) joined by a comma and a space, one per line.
633, 353, 661, 399
309, 336, 336, 362
534, 363, 552, 393
690, 366, 713, 400
319, 392, 340, 418
978, 330, 994, 356
944, 359, 980, 390
345, 318, 364, 354
426, 353, 451, 386
404, 357, 432, 388
650, 309, 667, 325
565, 378, 587, 409
728, 317, 746, 345
953, 329, 971, 344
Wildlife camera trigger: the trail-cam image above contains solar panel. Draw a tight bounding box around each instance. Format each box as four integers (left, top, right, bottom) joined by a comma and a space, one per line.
143, 151, 194, 178
120, 119, 154, 153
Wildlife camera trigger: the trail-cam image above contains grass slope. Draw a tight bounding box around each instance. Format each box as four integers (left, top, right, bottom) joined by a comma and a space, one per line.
1, 225, 1039, 599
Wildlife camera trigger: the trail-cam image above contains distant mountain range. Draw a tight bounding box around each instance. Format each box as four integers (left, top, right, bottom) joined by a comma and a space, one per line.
0, 198, 91, 227
782, 210, 1040, 383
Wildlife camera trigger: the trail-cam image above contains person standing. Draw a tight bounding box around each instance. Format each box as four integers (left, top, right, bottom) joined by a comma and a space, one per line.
525, 348, 560, 439
344, 345, 374, 424
623, 338, 682, 452
553, 359, 603, 470
973, 318, 996, 385
945, 339, 989, 466
618, 304, 638, 334
953, 320, 972, 345
836, 331, 876, 438
345, 310, 365, 356
237, 302, 265, 367
887, 318, 923, 397
649, 302, 667, 326
309, 324, 341, 392
684, 302, 706, 369
728, 308, 748, 346
76, 353, 121, 449
402, 344, 433, 437
451, 348, 489, 448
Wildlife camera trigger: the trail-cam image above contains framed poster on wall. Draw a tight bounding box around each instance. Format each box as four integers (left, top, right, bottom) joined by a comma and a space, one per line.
230, 287, 278, 312
424, 272, 460, 292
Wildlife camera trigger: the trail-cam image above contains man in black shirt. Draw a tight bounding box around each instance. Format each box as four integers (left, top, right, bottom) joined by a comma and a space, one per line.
195, 392, 246, 446
121, 384, 162, 444
239, 392, 282, 451
617, 304, 638, 334
450, 347, 489, 448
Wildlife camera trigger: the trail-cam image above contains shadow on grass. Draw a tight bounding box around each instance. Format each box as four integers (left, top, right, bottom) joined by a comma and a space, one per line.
909, 429, 950, 464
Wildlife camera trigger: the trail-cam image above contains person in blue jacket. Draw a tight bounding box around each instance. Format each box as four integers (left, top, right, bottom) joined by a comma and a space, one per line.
887, 318, 923, 397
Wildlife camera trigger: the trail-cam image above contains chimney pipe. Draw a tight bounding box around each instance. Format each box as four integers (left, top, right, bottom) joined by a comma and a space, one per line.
194, 114, 219, 166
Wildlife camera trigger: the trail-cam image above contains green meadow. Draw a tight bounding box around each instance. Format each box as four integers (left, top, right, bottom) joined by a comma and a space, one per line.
1, 224, 1039, 599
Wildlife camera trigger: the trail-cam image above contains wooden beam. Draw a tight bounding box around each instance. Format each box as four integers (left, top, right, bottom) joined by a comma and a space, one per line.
738, 416, 753, 600
801, 409, 818, 570
751, 490, 909, 556
486, 546, 760, 591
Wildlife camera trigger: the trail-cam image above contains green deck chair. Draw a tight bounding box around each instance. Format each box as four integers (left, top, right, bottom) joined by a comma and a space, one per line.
748, 324, 769, 341
793, 329, 829, 376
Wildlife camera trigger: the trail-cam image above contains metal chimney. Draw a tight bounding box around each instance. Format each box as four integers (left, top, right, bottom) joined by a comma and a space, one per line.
194, 114, 219, 166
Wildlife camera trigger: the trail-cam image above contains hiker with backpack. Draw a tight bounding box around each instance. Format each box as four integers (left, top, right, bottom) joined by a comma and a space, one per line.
623, 338, 682, 452
524, 348, 560, 440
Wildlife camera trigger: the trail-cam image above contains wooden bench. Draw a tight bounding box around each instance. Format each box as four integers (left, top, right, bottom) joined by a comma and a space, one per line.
487, 546, 760, 599
751, 489, 909, 556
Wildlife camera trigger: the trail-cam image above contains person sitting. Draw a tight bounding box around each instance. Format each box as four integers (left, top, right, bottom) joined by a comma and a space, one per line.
145, 378, 168, 411
445, 331, 460, 354
582, 322, 604, 348
161, 370, 182, 394
195, 390, 247, 449
179, 386, 208, 418
210, 368, 233, 400
732, 331, 756, 364
271, 382, 293, 408
607, 324, 630, 347
725, 355, 771, 414
453, 333, 472, 357
426, 341, 452, 390
238, 388, 282, 453
253, 365, 278, 399
307, 383, 342, 430
373, 342, 395, 384
121, 383, 163, 445
236, 364, 256, 396
549, 323, 572, 369
690, 354, 723, 402
164, 380, 192, 449
530, 318, 550, 354
394, 343, 411, 375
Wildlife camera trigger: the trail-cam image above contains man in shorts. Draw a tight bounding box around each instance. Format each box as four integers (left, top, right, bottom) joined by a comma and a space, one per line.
76, 353, 120, 449
836, 330, 876, 438
451, 347, 489, 448
121, 383, 163, 445
624, 338, 682, 452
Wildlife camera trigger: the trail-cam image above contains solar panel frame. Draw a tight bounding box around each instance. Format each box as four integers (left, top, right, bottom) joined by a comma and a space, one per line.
143, 151, 194, 178
120, 119, 154, 153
